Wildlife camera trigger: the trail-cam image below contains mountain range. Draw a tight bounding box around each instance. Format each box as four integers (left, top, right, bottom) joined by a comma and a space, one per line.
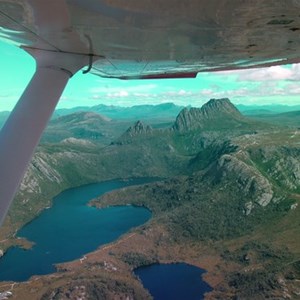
54, 102, 184, 121
1, 101, 300, 132
0, 98, 299, 299
54, 102, 300, 118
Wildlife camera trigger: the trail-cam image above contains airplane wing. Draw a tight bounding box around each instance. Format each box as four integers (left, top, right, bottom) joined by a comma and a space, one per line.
1, 0, 300, 224
1, 0, 300, 78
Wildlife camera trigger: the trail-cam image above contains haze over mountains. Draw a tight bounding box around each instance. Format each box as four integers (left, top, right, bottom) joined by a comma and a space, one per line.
53, 102, 300, 118
54, 102, 184, 121
237, 103, 300, 115
1, 101, 300, 132
0, 98, 300, 299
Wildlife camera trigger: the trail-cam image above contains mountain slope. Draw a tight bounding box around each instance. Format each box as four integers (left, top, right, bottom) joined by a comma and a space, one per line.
42, 111, 132, 144
173, 98, 251, 131
55, 103, 184, 122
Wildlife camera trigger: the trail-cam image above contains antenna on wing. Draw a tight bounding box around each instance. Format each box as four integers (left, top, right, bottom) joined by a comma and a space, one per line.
82, 34, 94, 74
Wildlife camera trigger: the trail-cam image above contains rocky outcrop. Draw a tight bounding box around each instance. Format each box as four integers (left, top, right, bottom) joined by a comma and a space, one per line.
60, 137, 95, 147
201, 98, 242, 117
115, 121, 154, 144
208, 154, 274, 214
125, 121, 153, 137
173, 98, 245, 131
18, 152, 63, 204
250, 146, 300, 191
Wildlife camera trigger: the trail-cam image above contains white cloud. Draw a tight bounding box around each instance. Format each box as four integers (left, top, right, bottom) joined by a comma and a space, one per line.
200, 89, 213, 96
237, 66, 292, 81
107, 90, 129, 98
133, 92, 152, 97
217, 63, 300, 82
89, 84, 157, 94
118, 90, 129, 97
282, 83, 300, 95
164, 90, 193, 97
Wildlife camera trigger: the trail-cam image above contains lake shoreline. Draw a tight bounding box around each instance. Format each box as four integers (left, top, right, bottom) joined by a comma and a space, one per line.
0, 179, 157, 283
0, 211, 222, 299
134, 262, 212, 299
54, 219, 221, 299
0, 177, 163, 254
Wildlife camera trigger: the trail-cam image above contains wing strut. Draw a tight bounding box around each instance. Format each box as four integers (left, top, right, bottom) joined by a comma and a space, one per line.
0, 49, 88, 225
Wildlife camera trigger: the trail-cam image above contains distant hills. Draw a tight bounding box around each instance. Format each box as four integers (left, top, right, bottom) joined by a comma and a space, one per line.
247, 110, 300, 127
236, 103, 300, 115
54, 102, 300, 118
0, 103, 184, 130
41, 111, 132, 144
1, 102, 300, 130
54, 102, 184, 122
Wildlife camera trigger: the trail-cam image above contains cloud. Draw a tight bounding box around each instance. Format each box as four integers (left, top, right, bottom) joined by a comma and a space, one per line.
178, 89, 187, 95
281, 83, 300, 95
133, 93, 152, 98
107, 90, 129, 98
200, 89, 214, 96
89, 84, 157, 94
164, 90, 193, 97
237, 66, 292, 81
217, 63, 300, 82
72, 63, 300, 108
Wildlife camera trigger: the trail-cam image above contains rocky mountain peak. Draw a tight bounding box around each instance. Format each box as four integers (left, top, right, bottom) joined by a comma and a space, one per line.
125, 120, 153, 137
201, 98, 241, 116
112, 120, 154, 145
173, 98, 244, 132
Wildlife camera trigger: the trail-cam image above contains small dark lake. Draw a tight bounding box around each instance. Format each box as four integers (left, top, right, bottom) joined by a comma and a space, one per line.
0, 178, 157, 282
134, 263, 212, 300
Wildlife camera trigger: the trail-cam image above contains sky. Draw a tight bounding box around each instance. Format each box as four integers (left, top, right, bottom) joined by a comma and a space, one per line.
0, 41, 300, 112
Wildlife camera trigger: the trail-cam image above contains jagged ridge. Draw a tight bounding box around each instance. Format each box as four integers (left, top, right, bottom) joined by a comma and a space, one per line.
125, 120, 153, 137
173, 98, 245, 131
115, 121, 154, 144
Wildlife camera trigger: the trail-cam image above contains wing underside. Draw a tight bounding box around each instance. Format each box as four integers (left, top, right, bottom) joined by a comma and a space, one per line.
1, 0, 300, 78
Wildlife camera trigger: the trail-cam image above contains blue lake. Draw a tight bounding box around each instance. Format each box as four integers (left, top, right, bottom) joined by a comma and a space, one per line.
0, 178, 156, 282
134, 263, 212, 300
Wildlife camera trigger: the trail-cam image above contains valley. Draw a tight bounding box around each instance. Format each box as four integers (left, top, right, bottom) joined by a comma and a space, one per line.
0, 99, 300, 299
